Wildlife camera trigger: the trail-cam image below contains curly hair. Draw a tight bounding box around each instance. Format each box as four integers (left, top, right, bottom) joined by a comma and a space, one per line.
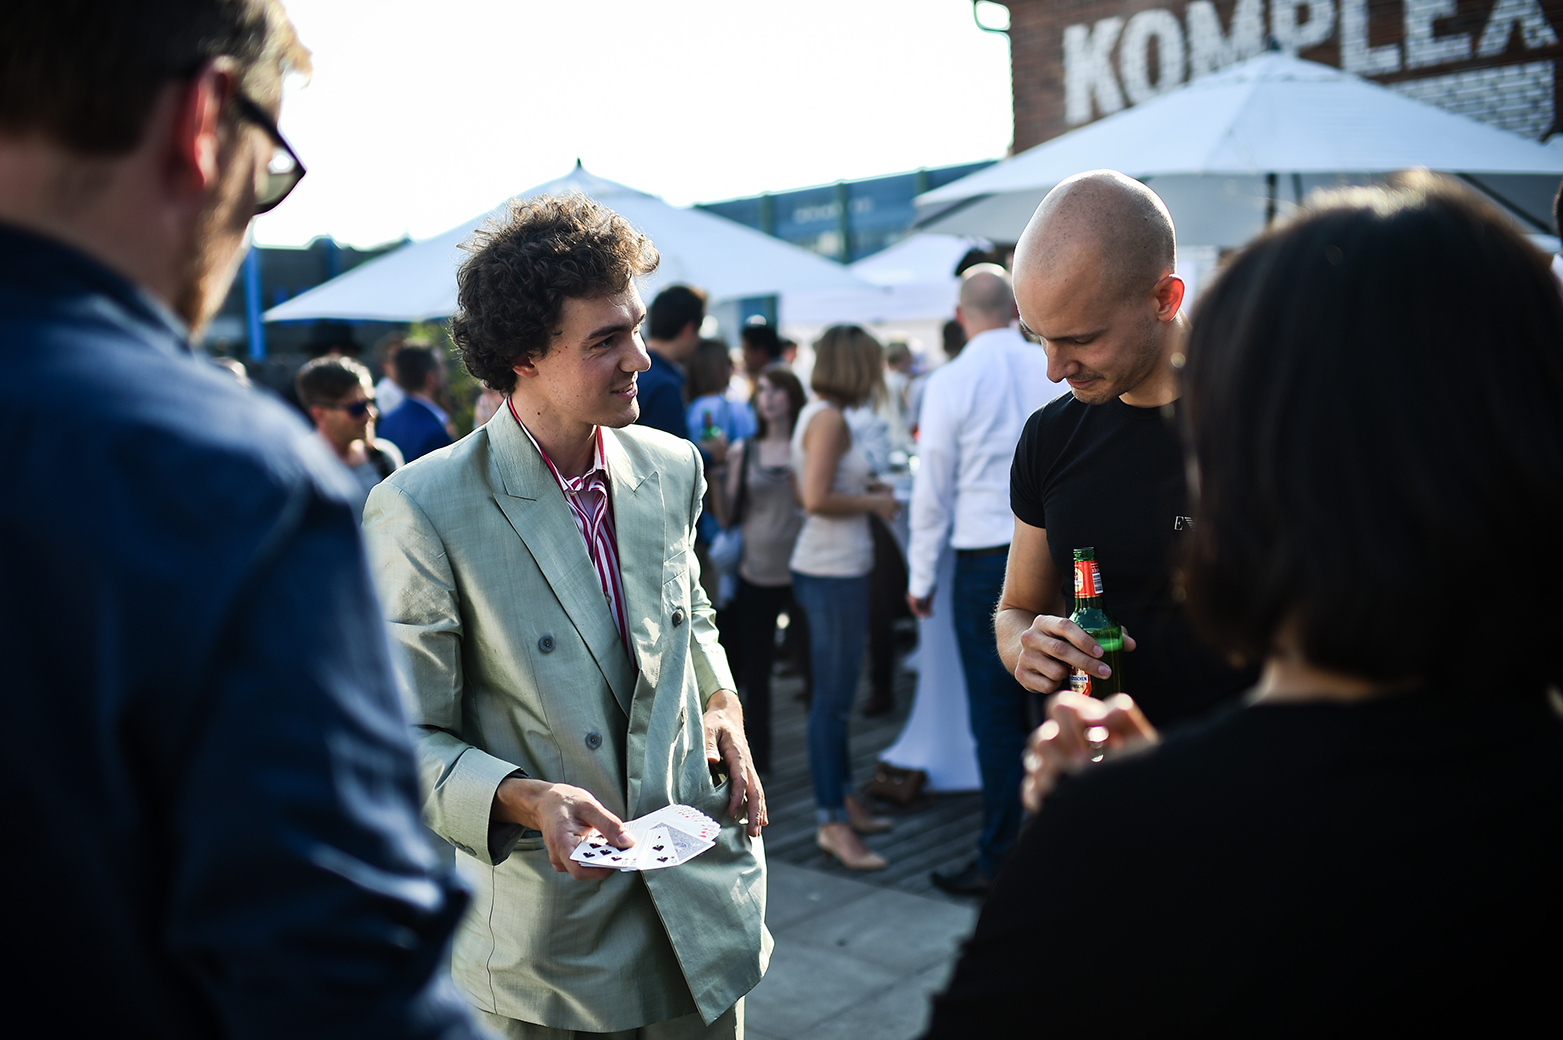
450, 193, 660, 394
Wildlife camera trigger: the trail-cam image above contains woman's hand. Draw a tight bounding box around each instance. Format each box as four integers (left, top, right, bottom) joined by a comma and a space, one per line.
1020, 692, 1157, 813
865, 488, 899, 521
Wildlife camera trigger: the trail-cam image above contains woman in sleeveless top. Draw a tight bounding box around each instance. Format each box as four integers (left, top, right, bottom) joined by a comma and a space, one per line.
716, 365, 807, 777
790, 326, 901, 870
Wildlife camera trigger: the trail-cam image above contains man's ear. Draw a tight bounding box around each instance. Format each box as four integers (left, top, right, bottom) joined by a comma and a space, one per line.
1152, 273, 1185, 322
170, 61, 236, 198
513, 356, 539, 381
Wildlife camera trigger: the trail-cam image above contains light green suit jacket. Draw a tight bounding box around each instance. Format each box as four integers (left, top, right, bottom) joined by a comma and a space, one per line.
363, 413, 771, 1031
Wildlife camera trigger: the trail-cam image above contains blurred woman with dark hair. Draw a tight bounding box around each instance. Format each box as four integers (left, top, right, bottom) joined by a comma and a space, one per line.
716, 364, 808, 776
685, 337, 755, 453
925, 174, 1563, 1034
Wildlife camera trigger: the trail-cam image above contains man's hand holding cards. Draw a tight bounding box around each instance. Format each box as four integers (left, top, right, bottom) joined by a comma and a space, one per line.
570, 804, 721, 872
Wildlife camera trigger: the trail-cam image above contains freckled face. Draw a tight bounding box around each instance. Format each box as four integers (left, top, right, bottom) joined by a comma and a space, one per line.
516, 287, 651, 431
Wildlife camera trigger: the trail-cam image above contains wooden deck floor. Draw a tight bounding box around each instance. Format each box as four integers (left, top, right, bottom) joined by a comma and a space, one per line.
753, 629, 985, 902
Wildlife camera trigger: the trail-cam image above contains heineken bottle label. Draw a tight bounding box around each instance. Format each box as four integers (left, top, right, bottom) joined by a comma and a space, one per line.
1073, 560, 1103, 598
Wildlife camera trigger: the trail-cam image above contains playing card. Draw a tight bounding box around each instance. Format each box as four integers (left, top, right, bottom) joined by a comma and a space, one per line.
649, 822, 714, 864
636, 804, 721, 842
569, 832, 640, 869
568, 804, 719, 872
632, 825, 688, 871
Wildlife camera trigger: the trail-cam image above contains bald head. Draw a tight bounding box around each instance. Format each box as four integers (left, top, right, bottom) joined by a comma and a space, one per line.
1010, 171, 1186, 407
956, 263, 1016, 336
1014, 170, 1176, 305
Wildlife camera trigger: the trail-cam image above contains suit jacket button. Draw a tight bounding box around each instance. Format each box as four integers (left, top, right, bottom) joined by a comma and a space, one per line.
671, 608, 685, 626
585, 730, 603, 750
538, 635, 555, 652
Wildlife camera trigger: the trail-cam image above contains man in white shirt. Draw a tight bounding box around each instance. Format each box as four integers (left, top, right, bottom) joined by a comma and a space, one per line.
906, 264, 1066, 896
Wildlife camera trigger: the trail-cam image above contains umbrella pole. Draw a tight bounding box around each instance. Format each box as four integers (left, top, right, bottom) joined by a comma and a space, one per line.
1266, 172, 1278, 227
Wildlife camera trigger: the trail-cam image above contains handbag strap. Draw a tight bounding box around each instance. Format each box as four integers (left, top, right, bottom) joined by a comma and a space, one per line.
731, 438, 752, 527
369, 445, 396, 479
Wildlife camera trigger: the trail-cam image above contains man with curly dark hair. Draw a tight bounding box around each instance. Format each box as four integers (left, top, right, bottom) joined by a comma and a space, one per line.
365, 192, 770, 1039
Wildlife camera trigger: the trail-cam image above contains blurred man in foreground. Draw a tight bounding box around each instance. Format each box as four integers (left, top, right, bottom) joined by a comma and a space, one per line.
0, 2, 483, 1035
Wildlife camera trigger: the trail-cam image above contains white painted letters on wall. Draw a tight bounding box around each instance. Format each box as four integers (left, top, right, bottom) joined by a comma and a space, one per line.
1187, 0, 1265, 78
1121, 8, 1190, 102
1339, 0, 1402, 74
1271, 0, 1338, 52
1057, 1, 1560, 134
1064, 17, 1127, 123
1477, 0, 1560, 57
1404, 0, 1473, 69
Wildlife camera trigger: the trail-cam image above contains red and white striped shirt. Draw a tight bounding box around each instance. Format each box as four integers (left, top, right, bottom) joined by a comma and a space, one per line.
508, 399, 633, 662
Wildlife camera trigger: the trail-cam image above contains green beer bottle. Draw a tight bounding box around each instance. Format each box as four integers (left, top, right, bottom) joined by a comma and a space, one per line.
1068, 547, 1124, 698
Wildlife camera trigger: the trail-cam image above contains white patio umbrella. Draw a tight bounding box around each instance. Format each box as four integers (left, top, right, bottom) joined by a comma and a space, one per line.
916, 51, 1563, 246
265, 163, 873, 323
779, 233, 988, 326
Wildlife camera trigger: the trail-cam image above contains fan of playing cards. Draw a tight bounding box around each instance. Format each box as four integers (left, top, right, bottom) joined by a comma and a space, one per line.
569, 804, 721, 871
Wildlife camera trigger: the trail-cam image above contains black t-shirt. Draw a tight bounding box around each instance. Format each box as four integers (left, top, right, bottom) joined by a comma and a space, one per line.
1010, 394, 1253, 725
923, 685, 1563, 1035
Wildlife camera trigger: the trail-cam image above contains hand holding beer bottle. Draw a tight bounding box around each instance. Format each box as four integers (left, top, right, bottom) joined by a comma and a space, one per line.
1067, 547, 1124, 699
1008, 546, 1136, 696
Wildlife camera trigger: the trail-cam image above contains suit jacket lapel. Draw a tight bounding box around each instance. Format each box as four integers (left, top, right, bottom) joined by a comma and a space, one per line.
603, 427, 668, 693
488, 413, 636, 716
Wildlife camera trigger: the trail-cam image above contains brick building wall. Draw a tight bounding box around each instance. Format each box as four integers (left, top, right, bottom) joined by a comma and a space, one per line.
999, 0, 1563, 152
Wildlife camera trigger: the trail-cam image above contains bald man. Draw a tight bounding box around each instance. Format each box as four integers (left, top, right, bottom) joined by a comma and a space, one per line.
906, 264, 1066, 896
995, 171, 1255, 730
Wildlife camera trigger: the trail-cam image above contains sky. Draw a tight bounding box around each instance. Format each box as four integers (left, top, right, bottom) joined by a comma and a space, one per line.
251, 0, 1017, 249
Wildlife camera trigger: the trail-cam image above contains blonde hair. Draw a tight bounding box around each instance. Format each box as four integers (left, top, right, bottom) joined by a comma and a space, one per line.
810, 325, 884, 407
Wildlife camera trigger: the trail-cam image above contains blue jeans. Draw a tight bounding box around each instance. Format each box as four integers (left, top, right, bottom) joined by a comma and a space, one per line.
952, 549, 1032, 877
790, 570, 871, 823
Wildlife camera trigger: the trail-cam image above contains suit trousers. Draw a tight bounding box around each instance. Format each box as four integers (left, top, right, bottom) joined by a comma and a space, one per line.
475, 999, 741, 1039
952, 549, 1033, 878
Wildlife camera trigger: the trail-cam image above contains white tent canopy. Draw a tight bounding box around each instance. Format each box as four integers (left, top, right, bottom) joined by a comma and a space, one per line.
779, 233, 988, 326
851, 233, 987, 285
917, 52, 1563, 246
265, 164, 873, 323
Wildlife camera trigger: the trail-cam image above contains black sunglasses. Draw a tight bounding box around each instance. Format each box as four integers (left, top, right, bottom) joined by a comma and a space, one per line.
324, 398, 376, 418
231, 92, 306, 214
